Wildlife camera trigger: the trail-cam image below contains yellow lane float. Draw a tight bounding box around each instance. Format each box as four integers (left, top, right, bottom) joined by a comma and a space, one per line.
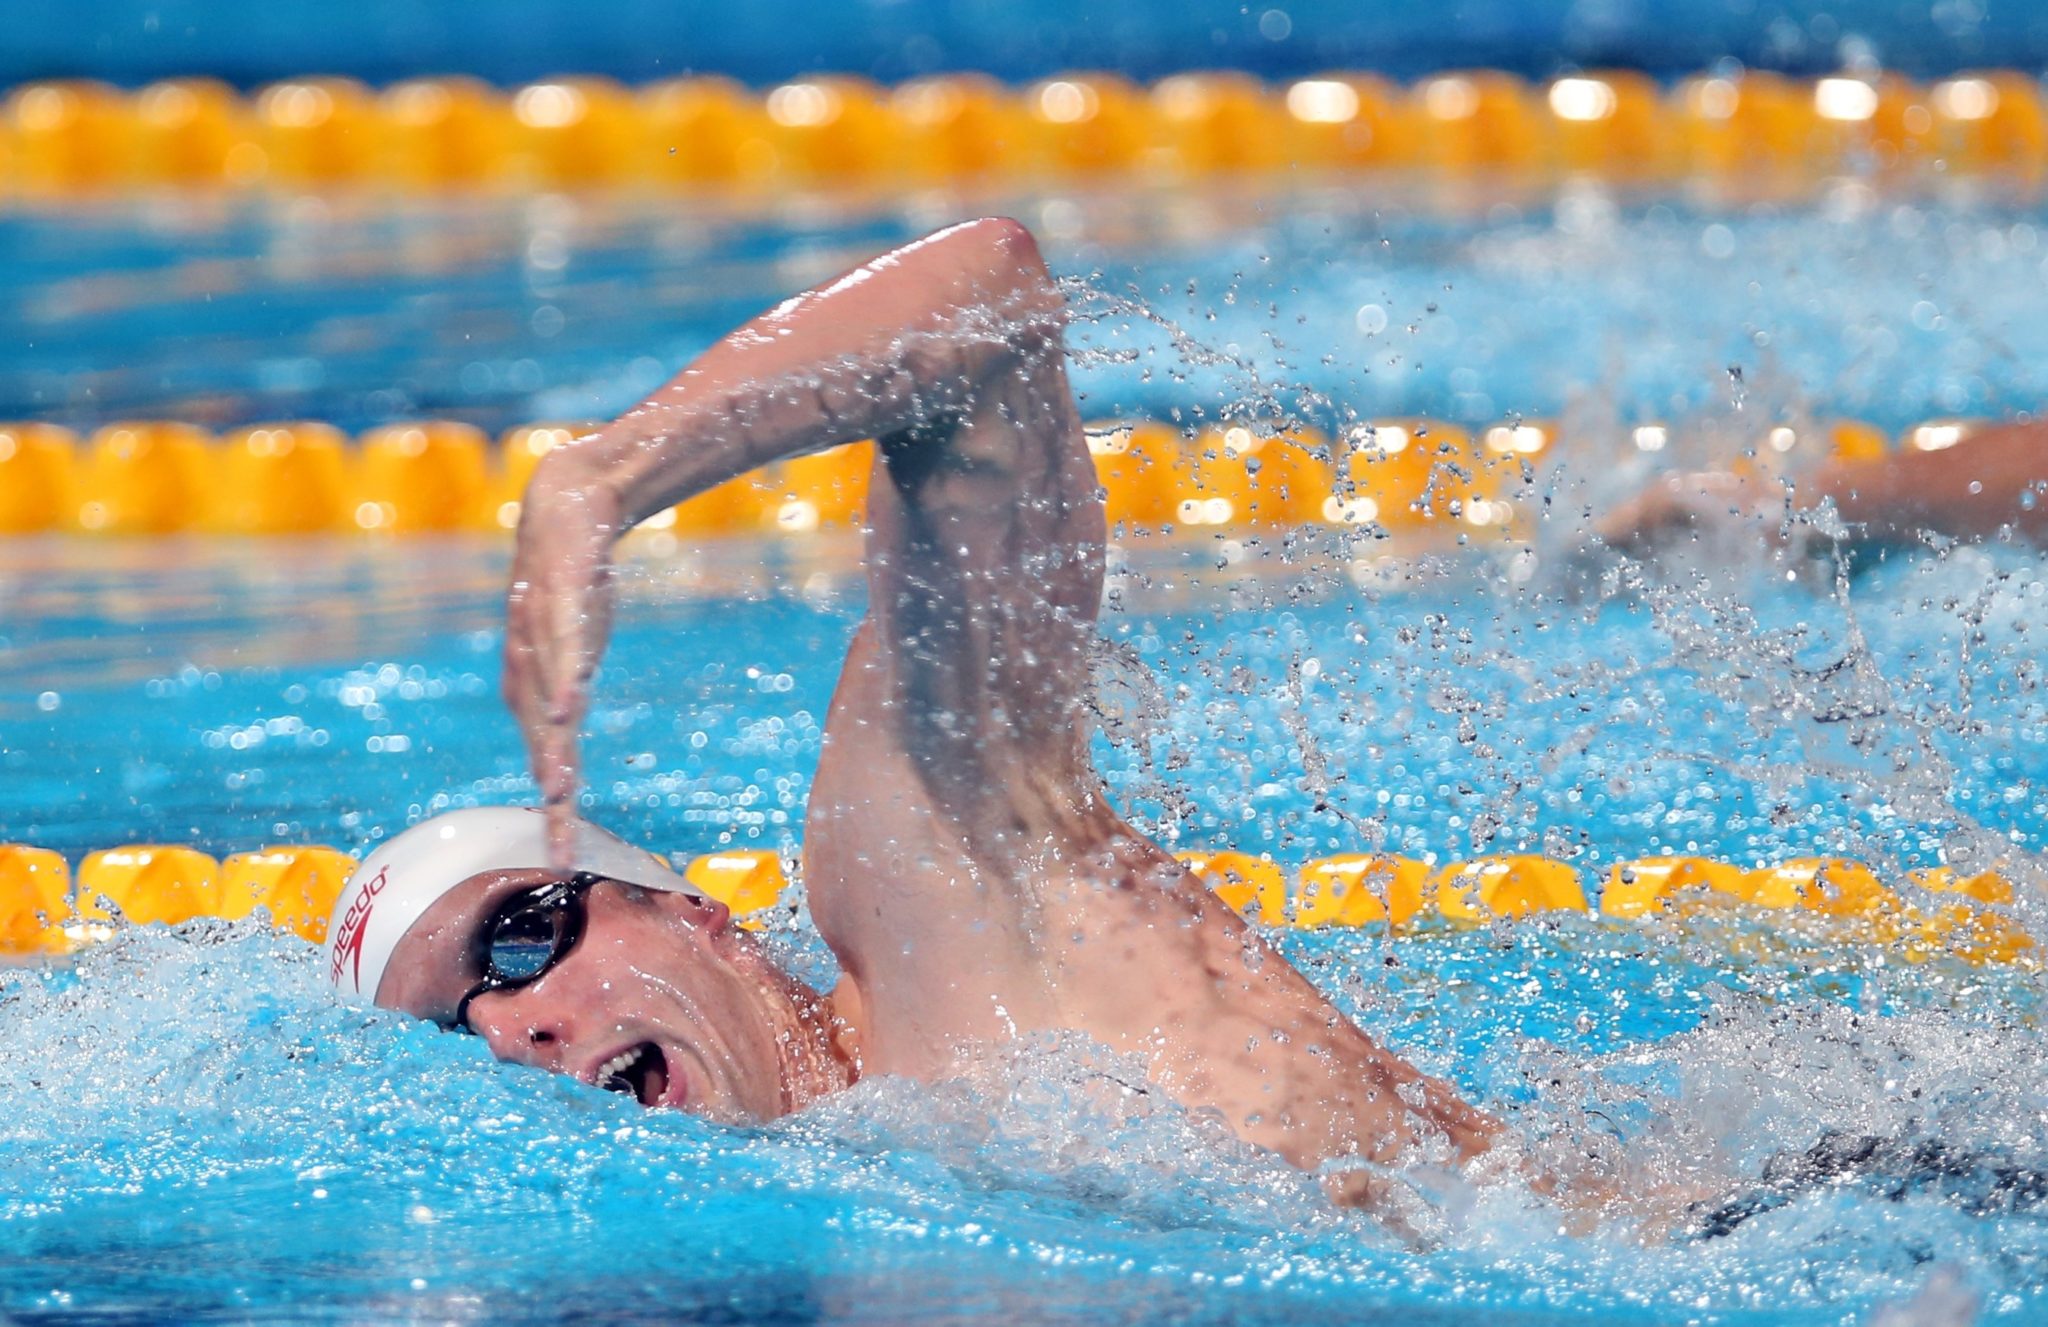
1928, 72, 2047, 175
894, 73, 1033, 180
683, 851, 788, 930
1415, 71, 1550, 175
0, 411, 2019, 544
1434, 854, 1589, 922
0, 422, 78, 534
761, 76, 894, 184
0, 413, 2015, 542
1675, 70, 1814, 174
353, 421, 491, 533
253, 78, 381, 187
382, 76, 514, 189
1176, 851, 1288, 920
1088, 420, 1185, 532
1548, 71, 1675, 178
1323, 419, 1477, 532
212, 423, 351, 535
218, 846, 359, 943
1599, 855, 1746, 918
1, 841, 2033, 970
759, 441, 873, 533
1025, 71, 1157, 177
509, 77, 643, 188
0, 846, 71, 955
75, 846, 222, 928
2, 69, 2046, 195
4, 80, 128, 194
1283, 74, 1410, 172
1292, 853, 1429, 928
1153, 71, 1290, 175
1180, 426, 1332, 528
132, 78, 250, 187
74, 421, 214, 535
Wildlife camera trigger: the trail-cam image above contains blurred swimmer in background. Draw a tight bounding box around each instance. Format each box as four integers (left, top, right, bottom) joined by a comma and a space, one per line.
1603, 417, 2048, 554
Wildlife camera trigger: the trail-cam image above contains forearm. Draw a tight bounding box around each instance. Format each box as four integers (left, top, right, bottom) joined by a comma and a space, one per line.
536, 217, 1064, 529
1811, 421, 2048, 545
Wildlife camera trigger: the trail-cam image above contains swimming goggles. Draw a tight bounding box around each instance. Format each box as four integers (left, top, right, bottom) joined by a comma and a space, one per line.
450, 872, 602, 1033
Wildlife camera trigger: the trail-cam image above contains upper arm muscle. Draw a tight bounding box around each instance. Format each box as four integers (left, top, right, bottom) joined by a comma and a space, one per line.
856, 319, 1106, 818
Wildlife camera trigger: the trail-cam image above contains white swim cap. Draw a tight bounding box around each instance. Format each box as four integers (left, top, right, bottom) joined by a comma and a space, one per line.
324, 806, 697, 1002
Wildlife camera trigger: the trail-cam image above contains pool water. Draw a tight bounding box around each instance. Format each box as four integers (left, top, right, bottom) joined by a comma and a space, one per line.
8, 182, 2048, 438
5, 192, 2048, 1323
22, 0, 2048, 94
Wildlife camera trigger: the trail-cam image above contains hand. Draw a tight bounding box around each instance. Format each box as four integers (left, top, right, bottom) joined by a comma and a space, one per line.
503, 453, 623, 868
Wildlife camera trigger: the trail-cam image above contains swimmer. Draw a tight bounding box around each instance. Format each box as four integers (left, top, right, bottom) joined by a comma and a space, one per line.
1604, 417, 2048, 554
329, 218, 1650, 1230
331, 218, 2030, 1237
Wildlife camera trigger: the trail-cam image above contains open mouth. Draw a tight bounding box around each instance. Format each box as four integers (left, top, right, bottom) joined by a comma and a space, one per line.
595, 1042, 670, 1108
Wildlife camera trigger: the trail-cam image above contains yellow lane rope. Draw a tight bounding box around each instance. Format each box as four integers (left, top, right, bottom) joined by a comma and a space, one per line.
0, 841, 2032, 967
1, 69, 2042, 197
0, 416, 1985, 539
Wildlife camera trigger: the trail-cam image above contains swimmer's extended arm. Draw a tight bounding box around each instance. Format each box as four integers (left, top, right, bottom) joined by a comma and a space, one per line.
1607, 420, 2048, 553
506, 217, 1094, 862
1807, 422, 2048, 545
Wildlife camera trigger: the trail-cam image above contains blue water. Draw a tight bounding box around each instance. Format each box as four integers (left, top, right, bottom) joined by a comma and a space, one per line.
5, 529, 2046, 872
9, 913, 2045, 1326
5, 195, 2048, 1322
15, 0, 2048, 88
8, 187, 2047, 437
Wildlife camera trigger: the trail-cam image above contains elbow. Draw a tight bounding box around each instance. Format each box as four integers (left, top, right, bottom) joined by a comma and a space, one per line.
941, 216, 1054, 295
958, 215, 1046, 277
954, 216, 1065, 342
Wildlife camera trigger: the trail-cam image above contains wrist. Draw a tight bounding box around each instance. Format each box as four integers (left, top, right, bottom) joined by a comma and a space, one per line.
527, 445, 628, 539
569, 410, 730, 530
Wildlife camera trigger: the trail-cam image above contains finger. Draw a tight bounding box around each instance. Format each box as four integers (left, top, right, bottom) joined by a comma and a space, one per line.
506, 601, 582, 853
506, 638, 563, 796
538, 716, 583, 872
545, 798, 579, 873
502, 628, 543, 728
535, 687, 582, 798
544, 571, 602, 724
514, 580, 569, 729
504, 585, 558, 735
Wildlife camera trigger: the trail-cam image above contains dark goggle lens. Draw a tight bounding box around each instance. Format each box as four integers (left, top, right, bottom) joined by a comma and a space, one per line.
485, 895, 574, 982
450, 875, 598, 1033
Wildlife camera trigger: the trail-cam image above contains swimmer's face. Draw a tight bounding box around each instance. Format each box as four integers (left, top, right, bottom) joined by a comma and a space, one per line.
378, 870, 811, 1121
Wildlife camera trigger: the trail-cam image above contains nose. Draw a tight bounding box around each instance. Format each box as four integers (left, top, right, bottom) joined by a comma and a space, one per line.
470, 984, 578, 1072
684, 891, 732, 934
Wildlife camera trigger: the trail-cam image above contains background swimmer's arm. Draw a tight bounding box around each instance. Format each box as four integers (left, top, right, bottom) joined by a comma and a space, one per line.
1807, 421, 2048, 545
507, 217, 1089, 862
1605, 420, 2048, 553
